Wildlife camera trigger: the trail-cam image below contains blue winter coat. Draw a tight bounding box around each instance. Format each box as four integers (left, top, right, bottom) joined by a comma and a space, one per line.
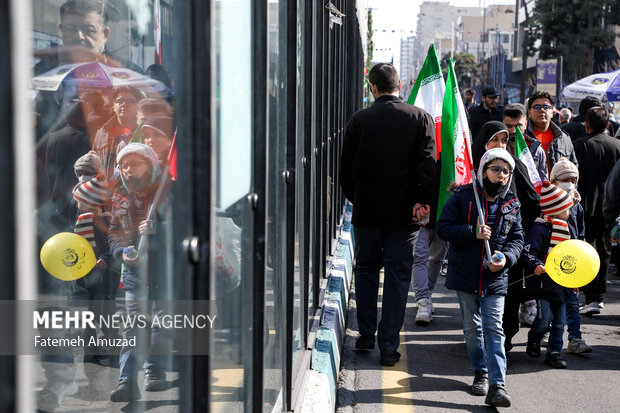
521, 221, 570, 303
437, 183, 524, 296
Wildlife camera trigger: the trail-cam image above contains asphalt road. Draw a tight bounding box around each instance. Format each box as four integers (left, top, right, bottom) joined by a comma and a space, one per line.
337, 269, 620, 412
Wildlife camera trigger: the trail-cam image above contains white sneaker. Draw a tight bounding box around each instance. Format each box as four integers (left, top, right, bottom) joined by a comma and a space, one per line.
541, 331, 550, 347
567, 338, 592, 354
579, 301, 601, 316
415, 298, 432, 325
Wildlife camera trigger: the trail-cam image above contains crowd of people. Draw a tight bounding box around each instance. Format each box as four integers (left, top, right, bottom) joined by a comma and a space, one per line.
340, 63, 620, 408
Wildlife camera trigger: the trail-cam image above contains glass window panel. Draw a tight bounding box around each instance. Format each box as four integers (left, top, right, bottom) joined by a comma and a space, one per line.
265, 0, 287, 409
212, 0, 253, 411
29, 0, 190, 411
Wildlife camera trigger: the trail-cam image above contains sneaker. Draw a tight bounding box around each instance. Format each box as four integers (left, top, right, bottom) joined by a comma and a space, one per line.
485, 384, 512, 408
545, 351, 567, 369
110, 379, 140, 402
144, 369, 167, 391
526, 341, 541, 358
471, 371, 489, 396
541, 331, 550, 347
579, 301, 601, 316
567, 338, 592, 354
415, 298, 432, 326
380, 351, 401, 366
355, 335, 375, 351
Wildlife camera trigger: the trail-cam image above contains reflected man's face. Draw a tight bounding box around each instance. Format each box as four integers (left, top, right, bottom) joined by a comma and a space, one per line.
60, 11, 109, 54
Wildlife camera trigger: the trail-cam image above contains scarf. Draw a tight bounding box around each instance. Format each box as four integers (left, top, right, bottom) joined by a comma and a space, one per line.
542, 215, 570, 253
75, 210, 101, 251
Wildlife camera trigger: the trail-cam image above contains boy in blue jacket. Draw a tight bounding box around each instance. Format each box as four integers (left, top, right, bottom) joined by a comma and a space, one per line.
437, 148, 523, 408
522, 181, 573, 368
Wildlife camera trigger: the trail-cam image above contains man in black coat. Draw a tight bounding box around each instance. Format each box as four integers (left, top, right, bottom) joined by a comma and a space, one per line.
340, 63, 436, 366
573, 106, 620, 315
560, 96, 602, 142
468, 86, 504, 145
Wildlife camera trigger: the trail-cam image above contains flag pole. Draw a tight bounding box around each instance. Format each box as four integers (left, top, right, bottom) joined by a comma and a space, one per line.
137, 128, 177, 254
471, 169, 493, 263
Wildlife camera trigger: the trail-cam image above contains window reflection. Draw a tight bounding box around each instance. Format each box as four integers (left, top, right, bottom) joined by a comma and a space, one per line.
32, 0, 180, 410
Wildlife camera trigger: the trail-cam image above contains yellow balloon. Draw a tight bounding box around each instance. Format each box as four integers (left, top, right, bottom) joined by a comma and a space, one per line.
40, 232, 96, 281
545, 239, 600, 288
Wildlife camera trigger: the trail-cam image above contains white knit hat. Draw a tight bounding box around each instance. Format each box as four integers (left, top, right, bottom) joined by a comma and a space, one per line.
116, 142, 161, 189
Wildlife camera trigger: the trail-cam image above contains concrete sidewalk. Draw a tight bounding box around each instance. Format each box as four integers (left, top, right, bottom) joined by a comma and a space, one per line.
337, 271, 620, 412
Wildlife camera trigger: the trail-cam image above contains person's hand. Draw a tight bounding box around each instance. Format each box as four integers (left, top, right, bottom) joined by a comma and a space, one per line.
534, 265, 546, 275
96, 258, 108, 269
123, 246, 142, 267
412, 203, 430, 222
488, 250, 506, 272
138, 220, 156, 235
476, 217, 491, 240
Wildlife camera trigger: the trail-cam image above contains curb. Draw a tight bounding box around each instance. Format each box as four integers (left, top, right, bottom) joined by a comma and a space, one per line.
299, 202, 354, 412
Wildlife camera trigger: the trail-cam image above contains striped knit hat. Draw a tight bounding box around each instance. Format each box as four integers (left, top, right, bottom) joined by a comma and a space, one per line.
539, 180, 573, 216
73, 174, 108, 209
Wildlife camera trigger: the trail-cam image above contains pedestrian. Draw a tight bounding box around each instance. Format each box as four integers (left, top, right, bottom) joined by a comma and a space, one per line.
467, 86, 504, 146
464, 88, 476, 112
340, 63, 436, 366
559, 108, 572, 124
560, 96, 602, 142
109, 143, 174, 402
573, 106, 620, 315
522, 181, 573, 369
502, 103, 548, 181
525, 90, 577, 175
437, 148, 523, 408
549, 158, 592, 354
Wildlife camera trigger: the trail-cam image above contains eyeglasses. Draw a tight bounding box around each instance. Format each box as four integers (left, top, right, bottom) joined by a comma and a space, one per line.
532, 104, 553, 111
121, 160, 148, 171
114, 98, 137, 105
487, 166, 512, 176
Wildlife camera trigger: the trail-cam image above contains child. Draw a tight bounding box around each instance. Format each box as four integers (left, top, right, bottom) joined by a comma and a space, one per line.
549, 157, 592, 354
523, 181, 573, 368
437, 148, 523, 408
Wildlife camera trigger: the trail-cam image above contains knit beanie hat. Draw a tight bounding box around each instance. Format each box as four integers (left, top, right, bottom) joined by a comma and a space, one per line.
539, 180, 573, 216
74, 150, 104, 182
141, 116, 174, 139
116, 142, 160, 168
549, 157, 579, 183
116, 142, 161, 189
73, 174, 108, 209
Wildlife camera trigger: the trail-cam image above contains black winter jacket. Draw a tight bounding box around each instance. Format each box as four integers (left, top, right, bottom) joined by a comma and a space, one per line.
574, 132, 620, 217
437, 182, 524, 296
340, 95, 436, 228
521, 221, 570, 303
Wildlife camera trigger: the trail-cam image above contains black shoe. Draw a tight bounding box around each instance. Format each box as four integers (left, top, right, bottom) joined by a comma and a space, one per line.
471, 371, 489, 396
544, 351, 567, 369
144, 369, 168, 391
355, 335, 375, 351
110, 379, 140, 402
380, 351, 401, 366
526, 340, 541, 358
485, 384, 512, 408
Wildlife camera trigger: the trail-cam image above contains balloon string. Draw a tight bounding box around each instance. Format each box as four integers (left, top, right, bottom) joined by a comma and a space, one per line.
507, 272, 537, 287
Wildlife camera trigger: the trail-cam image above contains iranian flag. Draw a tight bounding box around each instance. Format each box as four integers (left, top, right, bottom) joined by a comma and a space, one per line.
514, 125, 543, 193
437, 59, 474, 219
407, 44, 445, 157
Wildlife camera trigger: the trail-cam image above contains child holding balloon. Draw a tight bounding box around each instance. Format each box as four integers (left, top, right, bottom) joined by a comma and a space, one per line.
522, 181, 573, 368
549, 158, 592, 354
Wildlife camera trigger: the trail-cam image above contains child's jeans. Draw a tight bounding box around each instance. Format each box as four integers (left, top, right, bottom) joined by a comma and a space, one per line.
528, 299, 566, 353
566, 291, 582, 341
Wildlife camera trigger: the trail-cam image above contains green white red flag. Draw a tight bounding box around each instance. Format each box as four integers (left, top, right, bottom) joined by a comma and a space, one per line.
437, 59, 474, 219
407, 44, 445, 156
514, 125, 542, 193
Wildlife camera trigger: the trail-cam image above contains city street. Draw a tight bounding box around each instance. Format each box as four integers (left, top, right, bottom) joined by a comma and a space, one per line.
337, 269, 620, 412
